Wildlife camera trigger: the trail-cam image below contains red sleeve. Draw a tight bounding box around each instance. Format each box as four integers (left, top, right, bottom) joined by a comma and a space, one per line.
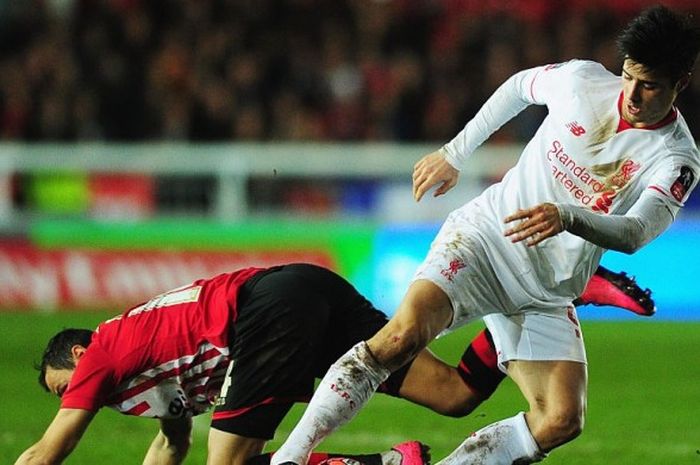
61, 345, 115, 411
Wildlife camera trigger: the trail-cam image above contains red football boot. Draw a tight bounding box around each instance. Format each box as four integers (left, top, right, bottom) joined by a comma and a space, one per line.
316, 442, 431, 465
574, 266, 655, 316
388, 441, 431, 465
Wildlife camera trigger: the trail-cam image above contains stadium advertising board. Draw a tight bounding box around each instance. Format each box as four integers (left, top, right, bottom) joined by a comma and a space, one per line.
0, 241, 333, 310
2, 218, 698, 319
1, 219, 374, 311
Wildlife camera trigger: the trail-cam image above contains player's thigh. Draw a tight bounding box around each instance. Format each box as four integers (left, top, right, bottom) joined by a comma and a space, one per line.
485, 310, 588, 414
507, 359, 588, 416
207, 429, 265, 465
413, 209, 519, 333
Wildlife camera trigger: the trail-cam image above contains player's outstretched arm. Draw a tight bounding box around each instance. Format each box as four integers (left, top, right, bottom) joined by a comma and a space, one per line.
412, 150, 460, 202
143, 417, 192, 465
14, 408, 95, 465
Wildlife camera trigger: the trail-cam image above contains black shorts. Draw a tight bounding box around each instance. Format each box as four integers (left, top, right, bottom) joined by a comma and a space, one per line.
210, 263, 410, 439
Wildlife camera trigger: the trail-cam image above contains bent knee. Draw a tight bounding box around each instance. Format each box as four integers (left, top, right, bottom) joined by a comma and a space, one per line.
530, 407, 585, 450
546, 409, 584, 441
369, 322, 434, 370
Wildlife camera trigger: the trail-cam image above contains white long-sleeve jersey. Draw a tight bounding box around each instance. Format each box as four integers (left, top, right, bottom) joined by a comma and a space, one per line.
442, 60, 699, 306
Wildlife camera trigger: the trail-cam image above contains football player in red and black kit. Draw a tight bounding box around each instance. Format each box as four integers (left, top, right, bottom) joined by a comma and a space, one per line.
15, 263, 653, 465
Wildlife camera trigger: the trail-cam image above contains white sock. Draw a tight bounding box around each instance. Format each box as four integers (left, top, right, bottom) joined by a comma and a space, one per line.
436, 412, 545, 465
379, 450, 402, 465
271, 342, 390, 465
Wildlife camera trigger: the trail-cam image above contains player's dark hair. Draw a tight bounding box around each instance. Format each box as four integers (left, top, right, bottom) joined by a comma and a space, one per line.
617, 5, 700, 83
37, 328, 94, 392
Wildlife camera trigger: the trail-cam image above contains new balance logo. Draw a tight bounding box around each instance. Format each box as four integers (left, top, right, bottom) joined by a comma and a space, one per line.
566, 121, 586, 136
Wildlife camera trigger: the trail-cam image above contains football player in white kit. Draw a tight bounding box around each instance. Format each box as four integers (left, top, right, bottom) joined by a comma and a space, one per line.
271, 5, 700, 465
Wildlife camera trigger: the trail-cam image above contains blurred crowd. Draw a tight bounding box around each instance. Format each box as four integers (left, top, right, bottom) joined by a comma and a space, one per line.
1, 0, 699, 143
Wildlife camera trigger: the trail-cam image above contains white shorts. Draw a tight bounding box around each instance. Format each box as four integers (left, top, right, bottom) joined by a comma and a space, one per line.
413, 207, 525, 328
484, 310, 587, 373
414, 207, 587, 366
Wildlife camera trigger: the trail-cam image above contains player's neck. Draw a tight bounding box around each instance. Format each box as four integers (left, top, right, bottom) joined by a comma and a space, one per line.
616, 92, 677, 132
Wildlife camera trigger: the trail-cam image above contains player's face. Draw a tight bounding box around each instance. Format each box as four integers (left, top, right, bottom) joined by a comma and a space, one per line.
44, 367, 75, 398
621, 59, 682, 128
44, 345, 87, 397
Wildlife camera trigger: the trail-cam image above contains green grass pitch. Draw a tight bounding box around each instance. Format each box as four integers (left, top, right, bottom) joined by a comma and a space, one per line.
1, 311, 699, 464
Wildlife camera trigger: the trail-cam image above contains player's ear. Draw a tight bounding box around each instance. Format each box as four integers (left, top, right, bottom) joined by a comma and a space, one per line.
675, 73, 691, 93
71, 344, 88, 364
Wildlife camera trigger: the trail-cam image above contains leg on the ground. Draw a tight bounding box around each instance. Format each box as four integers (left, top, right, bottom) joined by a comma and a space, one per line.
508, 359, 587, 452
436, 412, 545, 465
435, 360, 586, 465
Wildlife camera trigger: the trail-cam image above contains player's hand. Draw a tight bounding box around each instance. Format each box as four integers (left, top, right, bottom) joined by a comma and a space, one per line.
412, 150, 460, 202
504, 203, 563, 247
